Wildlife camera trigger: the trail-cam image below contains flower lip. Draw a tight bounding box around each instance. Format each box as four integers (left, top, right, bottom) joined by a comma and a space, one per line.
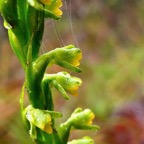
71, 52, 82, 66
87, 111, 95, 125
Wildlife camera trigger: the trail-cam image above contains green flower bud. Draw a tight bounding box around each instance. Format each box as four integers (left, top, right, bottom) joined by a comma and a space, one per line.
68, 137, 94, 144
23, 105, 62, 139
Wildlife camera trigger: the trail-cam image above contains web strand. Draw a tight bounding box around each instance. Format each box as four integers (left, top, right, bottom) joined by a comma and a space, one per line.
41, 20, 54, 53
64, 0, 79, 47
41, 0, 79, 54
52, 21, 65, 47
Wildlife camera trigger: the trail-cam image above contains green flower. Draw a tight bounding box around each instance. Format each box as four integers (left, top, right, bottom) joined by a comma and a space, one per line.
53, 45, 82, 67
49, 45, 82, 73
71, 108, 95, 127
27, 0, 63, 19
43, 72, 82, 99
32, 45, 82, 87
61, 108, 99, 130
40, 0, 63, 17
23, 105, 62, 139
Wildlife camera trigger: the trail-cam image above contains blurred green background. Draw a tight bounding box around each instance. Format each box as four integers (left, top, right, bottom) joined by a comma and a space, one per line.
1, 0, 144, 143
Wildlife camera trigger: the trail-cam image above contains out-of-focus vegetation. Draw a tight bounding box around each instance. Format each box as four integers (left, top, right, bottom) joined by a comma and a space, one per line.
1, 0, 144, 143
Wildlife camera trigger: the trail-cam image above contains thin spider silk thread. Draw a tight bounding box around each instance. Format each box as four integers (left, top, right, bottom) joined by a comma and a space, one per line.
52, 21, 64, 47
64, 0, 79, 47
40, 20, 54, 54
41, 0, 79, 54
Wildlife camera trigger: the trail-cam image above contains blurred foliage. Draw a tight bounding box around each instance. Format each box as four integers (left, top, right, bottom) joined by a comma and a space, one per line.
1, 0, 144, 143
87, 47, 144, 119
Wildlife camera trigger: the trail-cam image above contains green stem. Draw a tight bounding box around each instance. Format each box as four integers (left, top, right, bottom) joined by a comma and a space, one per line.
58, 123, 71, 144
42, 81, 62, 144
19, 83, 25, 113
43, 81, 54, 111
27, 5, 44, 61
26, 34, 45, 109
36, 129, 53, 144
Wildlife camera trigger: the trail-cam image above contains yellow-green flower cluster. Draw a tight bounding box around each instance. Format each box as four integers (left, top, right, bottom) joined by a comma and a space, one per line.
0, 0, 99, 143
